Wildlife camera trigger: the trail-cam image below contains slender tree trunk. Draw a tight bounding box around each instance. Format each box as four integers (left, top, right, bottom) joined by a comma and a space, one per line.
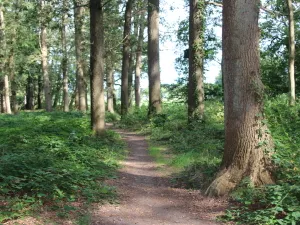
148, 0, 161, 116
40, 0, 52, 112
62, 0, 69, 112
0, 5, 11, 114
3, 75, 11, 113
188, 0, 205, 122
128, 15, 138, 108
287, 0, 296, 106
121, 0, 133, 116
206, 0, 274, 197
26, 75, 35, 110
90, 0, 105, 135
37, 72, 42, 109
135, 13, 145, 108
74, 0, 86, 112
107, 65, 115, 113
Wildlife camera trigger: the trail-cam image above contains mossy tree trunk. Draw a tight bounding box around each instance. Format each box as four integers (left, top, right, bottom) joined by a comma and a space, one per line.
188, 0, 205, 123
90, 0, 105, 135
206, 0, 274, 197
148, 0, 162, 116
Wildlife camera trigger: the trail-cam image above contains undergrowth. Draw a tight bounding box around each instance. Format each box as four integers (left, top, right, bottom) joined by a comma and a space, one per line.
0, 111, 125, 223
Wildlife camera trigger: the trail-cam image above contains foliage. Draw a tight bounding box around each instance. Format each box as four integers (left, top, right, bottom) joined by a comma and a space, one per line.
0, 112, 125, 223
222, 95, 300, 224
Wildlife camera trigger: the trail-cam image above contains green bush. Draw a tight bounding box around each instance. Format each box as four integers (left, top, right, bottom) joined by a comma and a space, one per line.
0, 112, 125, 222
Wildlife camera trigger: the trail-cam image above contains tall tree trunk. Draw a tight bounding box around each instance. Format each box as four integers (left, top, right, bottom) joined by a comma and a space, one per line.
106, 65, 115, 113
206, 0, 274, 197
74, 0, 86, 112
37, 72, 42, 109
9, 34, 17, 114
148, 0, 161, 116
121, 0, 133, 116
188, 0, 204, 122
90, 0, 105, 135
26, 75, 34, 110
40, 0, 52, 112
128, 15, 138, 108
3, 75, 11, 114
0, 5, 11, 114
287, 0, 295, 106
62, 0, 69, 112
135, 13, 145, 108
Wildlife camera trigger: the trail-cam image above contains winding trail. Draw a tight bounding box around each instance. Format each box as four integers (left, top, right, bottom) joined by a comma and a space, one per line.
92, 129, 228, 225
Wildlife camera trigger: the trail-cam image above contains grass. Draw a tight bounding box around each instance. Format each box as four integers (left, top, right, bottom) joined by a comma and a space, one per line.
0, 111, 125, 223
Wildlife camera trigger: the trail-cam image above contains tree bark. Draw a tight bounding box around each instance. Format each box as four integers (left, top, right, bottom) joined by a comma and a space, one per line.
0, 5, 11, 114
40, 0, 52, 112
205, 0, 274, 197
121, 0, 133, 116
90, 0, 105, 135
148, 0, 161, 116
287, 0, 295, 106
26, 75, 35, 110
106, 65, 115, 113
135, 13, 145, 108
62, 0, 69, 112
188, 0, 205, 122
74, 0, 86, 112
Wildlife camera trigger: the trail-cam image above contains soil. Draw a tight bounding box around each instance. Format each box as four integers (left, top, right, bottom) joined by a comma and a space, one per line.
91, 129, 228, 225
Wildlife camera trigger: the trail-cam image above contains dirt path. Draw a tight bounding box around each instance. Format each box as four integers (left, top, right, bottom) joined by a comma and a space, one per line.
92, 129, 228, 225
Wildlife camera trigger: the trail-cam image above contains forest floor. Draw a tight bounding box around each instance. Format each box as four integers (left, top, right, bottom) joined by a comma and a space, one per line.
91, 127, 228, 225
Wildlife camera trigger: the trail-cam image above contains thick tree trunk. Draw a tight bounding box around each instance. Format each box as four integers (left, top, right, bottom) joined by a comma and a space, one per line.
188, 0, 204, 122
107, 66, 115, 113
40, 0, 52, 112
287, 0, 296, 106
62, 0, 69, 112
74, 0, 86, 112
90, 0, 105, 135
148, 0, 162, 116
134, 13, 145, 108
121, 0, 133, 116
206, 0, 274, 197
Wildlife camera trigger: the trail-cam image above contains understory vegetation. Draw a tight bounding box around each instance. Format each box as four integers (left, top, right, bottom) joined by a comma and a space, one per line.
0, 112, 125, 223
118, 94, 300, 225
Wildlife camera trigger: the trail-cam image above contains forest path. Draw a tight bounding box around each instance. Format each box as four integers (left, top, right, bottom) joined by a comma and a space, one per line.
91, 127, 227, 225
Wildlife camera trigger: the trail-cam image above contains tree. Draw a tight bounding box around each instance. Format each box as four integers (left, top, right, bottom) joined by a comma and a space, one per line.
121, 0, 133, 116
188, 0, 205, 122
74, 0, 87, 112
90, 0, 105, 135
286, 0, 296, 105
206, 0, 274, 196
62, 0, 69, 112
0, 4, 11, 114
148, 0, 161, 116
135, 12, 145, 108
40, 0, 52, 112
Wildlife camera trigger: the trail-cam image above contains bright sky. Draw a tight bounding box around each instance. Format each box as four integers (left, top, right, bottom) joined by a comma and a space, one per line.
158, 0, 221, 85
